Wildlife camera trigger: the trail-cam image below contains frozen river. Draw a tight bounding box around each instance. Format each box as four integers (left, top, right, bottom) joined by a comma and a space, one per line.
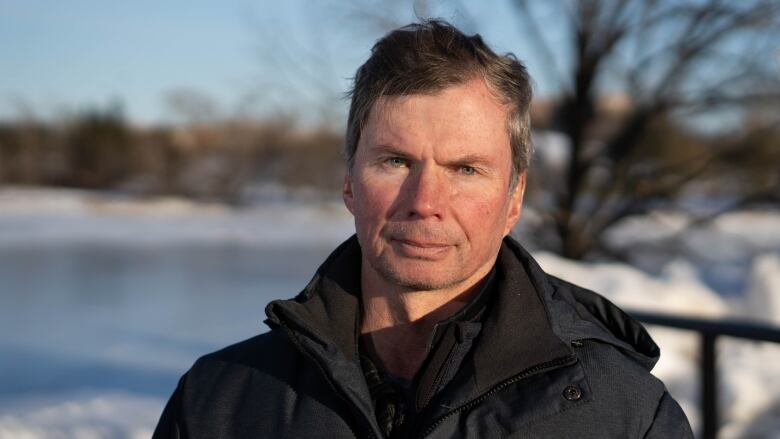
0, 243, 340, 437
0, 188, 356, 437
0, 242, 335, 395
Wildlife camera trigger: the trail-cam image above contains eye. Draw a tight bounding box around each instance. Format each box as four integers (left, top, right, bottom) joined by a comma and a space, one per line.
386, 157, 408, 168
459, 165, 477, 175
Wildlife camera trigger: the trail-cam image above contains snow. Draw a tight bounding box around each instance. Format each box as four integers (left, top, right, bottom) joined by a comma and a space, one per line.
0, 186, 354, 247
533, 253, 730, 317
0, 392, 163, 439
744, 253, 780, 325
1, 186, 778, 438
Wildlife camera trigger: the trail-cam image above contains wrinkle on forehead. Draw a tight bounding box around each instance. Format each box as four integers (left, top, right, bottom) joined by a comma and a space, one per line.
362, 79, 511, 158
362, 97, 408, 147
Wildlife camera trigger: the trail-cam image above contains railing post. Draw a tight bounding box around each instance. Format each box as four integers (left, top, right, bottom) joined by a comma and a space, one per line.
701, 333, 717, 439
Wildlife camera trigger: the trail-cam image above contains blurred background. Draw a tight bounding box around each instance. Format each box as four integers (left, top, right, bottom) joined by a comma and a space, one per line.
0, 1, 778, 437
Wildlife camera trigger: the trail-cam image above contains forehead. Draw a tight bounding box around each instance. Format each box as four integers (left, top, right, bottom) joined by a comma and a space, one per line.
361, 80, 511, 155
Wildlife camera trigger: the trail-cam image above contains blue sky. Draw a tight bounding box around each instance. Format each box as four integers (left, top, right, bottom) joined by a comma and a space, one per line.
1, 1, 264, 123
0, 1, 552, 125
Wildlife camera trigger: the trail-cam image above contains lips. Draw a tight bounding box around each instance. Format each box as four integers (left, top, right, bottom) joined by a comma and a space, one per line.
395, 238, 450, 248
391, 237, 453, 259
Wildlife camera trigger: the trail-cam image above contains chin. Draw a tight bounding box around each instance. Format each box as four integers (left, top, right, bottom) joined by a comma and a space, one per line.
372, 257, 464, 291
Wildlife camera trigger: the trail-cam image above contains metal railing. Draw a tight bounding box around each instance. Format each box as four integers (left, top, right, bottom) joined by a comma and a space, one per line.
629, 311, 780, 439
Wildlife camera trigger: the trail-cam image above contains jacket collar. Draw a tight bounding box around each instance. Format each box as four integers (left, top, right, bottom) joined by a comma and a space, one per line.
265, 234, 659, 404
469, 238, 573, 394
500, 237, 660, 371
265, 236, 363, 361
264, 237, 382, 437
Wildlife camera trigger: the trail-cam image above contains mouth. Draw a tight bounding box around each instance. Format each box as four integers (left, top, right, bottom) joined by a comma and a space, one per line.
391, 238, 452, 258
395, 239, 450, 248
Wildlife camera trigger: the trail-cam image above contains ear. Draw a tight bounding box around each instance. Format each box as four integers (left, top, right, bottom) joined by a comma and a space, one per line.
342, 171, 355, 215
503, 172, 526, 236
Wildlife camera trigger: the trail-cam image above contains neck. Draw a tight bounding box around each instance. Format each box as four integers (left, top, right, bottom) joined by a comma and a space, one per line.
360, 268, 490, 379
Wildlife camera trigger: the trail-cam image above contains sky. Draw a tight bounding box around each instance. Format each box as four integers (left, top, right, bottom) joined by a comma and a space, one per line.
1, 1, 271, 124
0, 0, 550, 126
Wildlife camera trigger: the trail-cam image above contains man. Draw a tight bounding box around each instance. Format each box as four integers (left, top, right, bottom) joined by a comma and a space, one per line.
154, 21, 693, 438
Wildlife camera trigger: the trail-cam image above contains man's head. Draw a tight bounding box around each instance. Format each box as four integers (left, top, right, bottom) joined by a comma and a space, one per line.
343, 21, 533, 293
346, 20, 533, 190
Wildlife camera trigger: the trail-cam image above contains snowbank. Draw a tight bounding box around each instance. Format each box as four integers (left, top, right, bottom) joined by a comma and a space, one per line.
0, 186, 354, 247
534, 253, 729, 316
744, 253, 780, 325
0, 392, 164, 439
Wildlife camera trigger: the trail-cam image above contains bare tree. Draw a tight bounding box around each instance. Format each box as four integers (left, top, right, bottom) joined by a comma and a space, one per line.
511, 0, 780, 259
165, 88, 221, 125
266, 0, 780, 259
244, 3, 351, 128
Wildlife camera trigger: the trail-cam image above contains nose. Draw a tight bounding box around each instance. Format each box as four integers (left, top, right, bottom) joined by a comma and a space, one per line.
402, 164, 446, 220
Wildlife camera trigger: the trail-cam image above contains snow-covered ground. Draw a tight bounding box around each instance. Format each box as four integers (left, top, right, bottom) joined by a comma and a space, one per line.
0, 186, 778, 438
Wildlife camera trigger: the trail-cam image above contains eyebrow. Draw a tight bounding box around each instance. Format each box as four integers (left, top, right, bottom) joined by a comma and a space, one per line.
369, 144, 410, 157
441, 153, 493, 167
369, 144, 494, 166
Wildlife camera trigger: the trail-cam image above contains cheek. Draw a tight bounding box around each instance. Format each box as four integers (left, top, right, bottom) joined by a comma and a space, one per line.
353, 180, 397, 231
460, 194, 510, 236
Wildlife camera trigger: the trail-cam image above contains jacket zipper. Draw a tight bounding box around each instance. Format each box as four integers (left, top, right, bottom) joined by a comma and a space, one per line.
416, 338, 457, 412
281, 325, 380, 439
415, 355, 577, 438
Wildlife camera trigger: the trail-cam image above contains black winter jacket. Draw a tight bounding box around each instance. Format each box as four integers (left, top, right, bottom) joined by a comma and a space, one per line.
153, 236, 693, 438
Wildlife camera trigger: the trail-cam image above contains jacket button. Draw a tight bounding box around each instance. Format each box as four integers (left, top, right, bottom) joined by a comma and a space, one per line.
563, 385, 582, 401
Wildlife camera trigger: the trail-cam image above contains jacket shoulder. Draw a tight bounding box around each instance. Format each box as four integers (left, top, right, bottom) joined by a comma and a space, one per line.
183, 329, 304, 402
546, 274, 661, 369
544, 277, 692, 436
195, 329, 296, 371
155, 329, 357, 438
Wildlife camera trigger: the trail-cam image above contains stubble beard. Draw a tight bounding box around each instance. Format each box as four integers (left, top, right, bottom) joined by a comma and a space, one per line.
366, 247, 467, 292
365, 221, 464, 291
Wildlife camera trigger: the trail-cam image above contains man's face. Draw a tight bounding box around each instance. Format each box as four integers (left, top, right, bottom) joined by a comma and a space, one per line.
343, 79, 525, 292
